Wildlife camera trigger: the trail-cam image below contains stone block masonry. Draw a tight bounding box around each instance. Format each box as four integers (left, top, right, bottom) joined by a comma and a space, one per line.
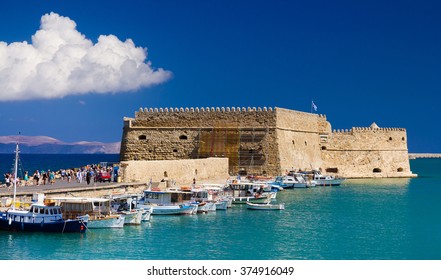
119, 106, 416, 180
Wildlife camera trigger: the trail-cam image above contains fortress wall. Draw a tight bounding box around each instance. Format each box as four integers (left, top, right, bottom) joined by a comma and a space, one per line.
120, 107, 280, 176
322, 128, 414, 178
327, 128, 408, 150
120, 157, 229, 185
321, 150, 413, 178
275, 108, 328, 172
277, 130, 323, 171
120, 128, 200, 161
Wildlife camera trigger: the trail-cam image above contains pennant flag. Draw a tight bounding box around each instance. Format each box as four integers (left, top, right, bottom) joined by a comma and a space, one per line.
312, 101, 318, 111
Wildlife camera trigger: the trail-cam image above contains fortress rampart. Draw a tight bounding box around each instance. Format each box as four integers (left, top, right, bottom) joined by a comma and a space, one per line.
120, 106, 416, 181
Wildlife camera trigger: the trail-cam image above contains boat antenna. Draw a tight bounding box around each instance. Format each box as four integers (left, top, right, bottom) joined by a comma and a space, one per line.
12, 133, 20, 210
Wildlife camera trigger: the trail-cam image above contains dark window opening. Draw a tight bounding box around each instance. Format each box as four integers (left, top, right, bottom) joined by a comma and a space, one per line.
397, 167, 403, 172
179, 135, 188, 140
321, 146, 327, 150
325, 168, 338, 173
373, 168, 382, 173
138, 135, 147, 140
173, 149, 178, 153
389, 137, 392, 141
238, 169, 247, 176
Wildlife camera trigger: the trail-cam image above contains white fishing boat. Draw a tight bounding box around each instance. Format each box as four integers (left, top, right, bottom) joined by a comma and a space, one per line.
111, 195, 144, 224
191, 188, 217, 213
272, 174, 307, 189
215, 199, 229, 210
303, 170, 345, 186
246, 201, 285, 210
137, 188, 198, 215
201, 183, 233, 209
53, 197, 125, 228
225, 180, 277, 204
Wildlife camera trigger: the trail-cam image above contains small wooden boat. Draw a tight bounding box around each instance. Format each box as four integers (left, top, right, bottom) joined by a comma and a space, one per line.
246, 202, 285, 210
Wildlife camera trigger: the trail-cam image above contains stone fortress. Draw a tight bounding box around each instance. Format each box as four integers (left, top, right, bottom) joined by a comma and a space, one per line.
119, 106, 416, 184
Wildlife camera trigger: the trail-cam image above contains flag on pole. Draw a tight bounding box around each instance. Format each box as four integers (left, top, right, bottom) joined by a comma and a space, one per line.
312, 101, 318, 112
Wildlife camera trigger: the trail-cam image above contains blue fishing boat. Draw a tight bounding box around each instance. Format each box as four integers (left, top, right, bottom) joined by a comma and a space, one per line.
0, 203, 88, 233
0, 142, 88, 233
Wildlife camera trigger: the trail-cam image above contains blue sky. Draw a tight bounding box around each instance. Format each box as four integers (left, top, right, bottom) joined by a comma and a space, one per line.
0, 0, 440, 152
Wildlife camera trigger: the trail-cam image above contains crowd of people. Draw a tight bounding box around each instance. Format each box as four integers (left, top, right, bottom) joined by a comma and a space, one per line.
2, 164, 117, 189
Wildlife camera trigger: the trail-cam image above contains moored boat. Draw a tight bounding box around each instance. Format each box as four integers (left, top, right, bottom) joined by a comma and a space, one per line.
111, 195, 144, 224
246, 202, 285, 210
302, 170, 345, 186
272, 174, 307, 189
225, 180, 277, 204
0, 143, 88, 233
137, 188, 198, 215
0, 203, 89, 233
53, 197, 125, 229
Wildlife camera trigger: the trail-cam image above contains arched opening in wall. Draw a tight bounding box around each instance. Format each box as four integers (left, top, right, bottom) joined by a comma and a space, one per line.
397, 167, 404, 172
373, 168, 382, 173
173, 149, 178, 153
325, 168, 338, 173
138, 135, 147, 140
321, 146, 327, 150
305, 141, 307, 146
402, 137, 405, 141
292, 140, 295, 145
389, 137, 393, 141
179, 135, 188, 140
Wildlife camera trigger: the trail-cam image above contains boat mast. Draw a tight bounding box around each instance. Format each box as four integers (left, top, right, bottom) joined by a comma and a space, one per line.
12, 142, 19, 210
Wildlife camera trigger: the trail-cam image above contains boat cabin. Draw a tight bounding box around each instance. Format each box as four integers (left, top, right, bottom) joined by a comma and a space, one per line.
142, 189, 193, 205
3, 204, 63, 224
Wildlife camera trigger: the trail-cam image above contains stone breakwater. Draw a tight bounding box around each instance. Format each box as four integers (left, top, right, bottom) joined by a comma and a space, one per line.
409, 153, 441, 159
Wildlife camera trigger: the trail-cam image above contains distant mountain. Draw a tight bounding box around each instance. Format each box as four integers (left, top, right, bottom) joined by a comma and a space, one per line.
0, 135, 121, 154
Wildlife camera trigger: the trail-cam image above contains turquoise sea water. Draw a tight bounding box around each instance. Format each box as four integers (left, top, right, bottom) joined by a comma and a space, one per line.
1, 157, 440, 260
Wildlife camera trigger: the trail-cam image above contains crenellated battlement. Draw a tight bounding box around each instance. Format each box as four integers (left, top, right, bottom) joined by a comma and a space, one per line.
137, 106, 275, 114
136, 106, 328, 118
332, 127, 406, 134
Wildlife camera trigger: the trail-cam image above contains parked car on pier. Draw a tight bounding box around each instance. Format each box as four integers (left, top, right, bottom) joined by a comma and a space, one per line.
96, 171, 111, 183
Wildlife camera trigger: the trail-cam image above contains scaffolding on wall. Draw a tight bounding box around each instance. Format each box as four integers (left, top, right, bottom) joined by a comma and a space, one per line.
196, 127, 269, 175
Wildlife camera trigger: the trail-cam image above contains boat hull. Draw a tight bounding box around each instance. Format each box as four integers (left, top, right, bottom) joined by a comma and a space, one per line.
215, 200, 229, 210
314, 178, 345, 186
231, 192, 276, 204
140, 209, 151, 222
150, 204, 198, 215
88, 215, 125, 228
120, 211, 143, 225
246, 202, 285, 210
0, 216, 87, 233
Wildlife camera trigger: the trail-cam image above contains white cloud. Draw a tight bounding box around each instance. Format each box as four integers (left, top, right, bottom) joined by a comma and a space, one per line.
0, 12, 171, 101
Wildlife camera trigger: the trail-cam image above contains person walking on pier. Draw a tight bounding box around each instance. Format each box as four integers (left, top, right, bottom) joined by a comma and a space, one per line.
86, 170, 91, 185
